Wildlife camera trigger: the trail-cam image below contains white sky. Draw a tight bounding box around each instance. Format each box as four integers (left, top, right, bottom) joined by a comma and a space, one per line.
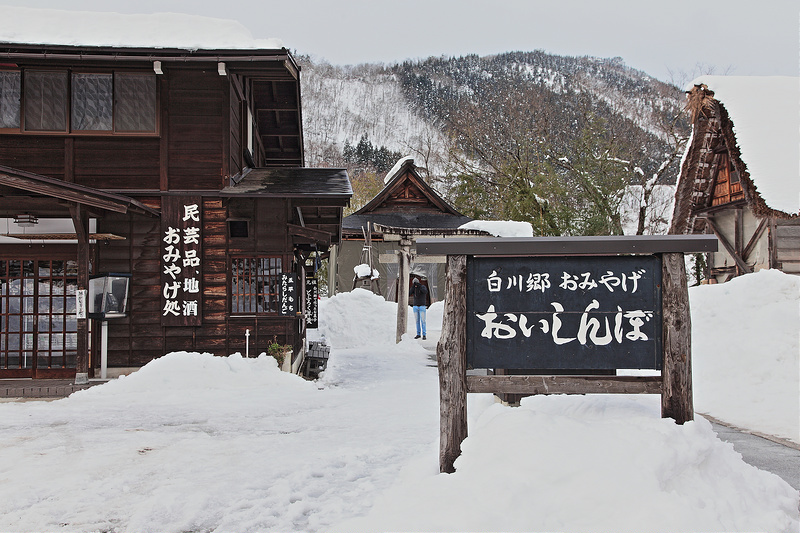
1, 0, 797, 83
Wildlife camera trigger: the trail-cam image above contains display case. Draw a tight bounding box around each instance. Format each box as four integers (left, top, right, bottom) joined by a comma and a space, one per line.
88, 273, 131, 319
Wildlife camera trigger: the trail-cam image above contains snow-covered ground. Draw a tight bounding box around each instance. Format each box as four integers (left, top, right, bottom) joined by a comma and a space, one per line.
691, 269, 800, 443
0, 272, 797, 532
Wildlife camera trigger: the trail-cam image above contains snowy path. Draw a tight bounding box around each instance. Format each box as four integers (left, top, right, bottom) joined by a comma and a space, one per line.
709, 419, 800, 491
0, 347, 440, 532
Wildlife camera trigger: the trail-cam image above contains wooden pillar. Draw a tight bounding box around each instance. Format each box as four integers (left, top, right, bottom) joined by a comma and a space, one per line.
661, 252, 693, 424
395, 239, 411, 343
438, 254, 468, 473
70, 204, 90, 385
328, 244, 338, 295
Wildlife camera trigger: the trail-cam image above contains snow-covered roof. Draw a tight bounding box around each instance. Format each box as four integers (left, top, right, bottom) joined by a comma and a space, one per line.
458, 220, 534, 237
383, 156, 414, 184
688, 76, 800, 215
0, 6, 282, 50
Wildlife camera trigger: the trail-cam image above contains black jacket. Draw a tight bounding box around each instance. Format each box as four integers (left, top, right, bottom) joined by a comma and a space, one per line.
410, 282, 428, 307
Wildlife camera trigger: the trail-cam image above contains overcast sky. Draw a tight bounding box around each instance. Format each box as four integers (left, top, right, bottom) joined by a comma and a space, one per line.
1, 0, 797, 84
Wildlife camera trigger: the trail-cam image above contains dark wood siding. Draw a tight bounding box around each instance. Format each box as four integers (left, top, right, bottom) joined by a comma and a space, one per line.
0, 136, 66, 180
167, 69, 227, 190
74, 137, 160, 190
98, 196, 302, 369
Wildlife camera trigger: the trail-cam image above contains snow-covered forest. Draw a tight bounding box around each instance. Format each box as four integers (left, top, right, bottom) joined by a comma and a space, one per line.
299, 52, 687, 235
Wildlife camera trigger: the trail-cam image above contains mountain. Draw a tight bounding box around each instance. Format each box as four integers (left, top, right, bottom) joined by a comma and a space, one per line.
298, 51, 688, 234
300, 50, 686, 171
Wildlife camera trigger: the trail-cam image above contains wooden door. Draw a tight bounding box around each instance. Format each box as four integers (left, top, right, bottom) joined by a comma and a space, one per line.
0, 258, 79, 378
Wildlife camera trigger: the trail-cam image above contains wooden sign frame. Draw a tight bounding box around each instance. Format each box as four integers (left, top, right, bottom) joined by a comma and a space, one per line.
416, 235, 718, 473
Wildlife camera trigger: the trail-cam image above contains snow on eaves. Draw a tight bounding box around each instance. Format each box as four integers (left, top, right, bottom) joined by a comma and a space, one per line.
0, 6, 282, 51
383, 156, 414, 184
689, 76, 800, 215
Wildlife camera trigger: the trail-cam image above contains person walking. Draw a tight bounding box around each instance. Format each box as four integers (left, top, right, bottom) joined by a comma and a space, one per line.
410, 277, 428, 340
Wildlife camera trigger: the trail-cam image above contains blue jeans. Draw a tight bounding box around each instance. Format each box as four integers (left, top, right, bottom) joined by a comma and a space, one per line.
413, 306, 427, 336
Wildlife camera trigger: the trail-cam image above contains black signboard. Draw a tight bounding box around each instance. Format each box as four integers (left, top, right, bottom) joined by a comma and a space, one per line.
160, 196, 203, 327
279, 272, 298, 316
466, 255, 662, 370
305, 277, 319, 329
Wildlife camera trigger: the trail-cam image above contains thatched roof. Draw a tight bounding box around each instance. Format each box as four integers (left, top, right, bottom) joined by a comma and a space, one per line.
672, 77, 799, 234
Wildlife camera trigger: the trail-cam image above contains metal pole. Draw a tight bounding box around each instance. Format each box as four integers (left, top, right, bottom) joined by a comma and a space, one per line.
101, 321, 108, 380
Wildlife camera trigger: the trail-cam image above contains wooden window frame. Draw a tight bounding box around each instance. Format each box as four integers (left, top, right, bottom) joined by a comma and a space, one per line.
229, 255, 283, 316
0, 67, 160, 137
0, 69, 22, 131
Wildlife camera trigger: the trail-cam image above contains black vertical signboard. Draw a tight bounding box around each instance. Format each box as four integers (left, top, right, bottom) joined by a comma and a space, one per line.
279, 272, 297, 316
161, 196, 203, 327
305, 277, 319, 329
466, 255, 662, 370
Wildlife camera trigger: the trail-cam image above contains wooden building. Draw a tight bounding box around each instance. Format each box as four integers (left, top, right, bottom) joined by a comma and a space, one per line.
332, 158, 474, 302
0, 40, 351, 380
671, 77, 799, 282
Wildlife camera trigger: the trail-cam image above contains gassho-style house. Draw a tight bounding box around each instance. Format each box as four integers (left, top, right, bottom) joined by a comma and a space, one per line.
672, 76, 799, 281
0, 9, 352, 382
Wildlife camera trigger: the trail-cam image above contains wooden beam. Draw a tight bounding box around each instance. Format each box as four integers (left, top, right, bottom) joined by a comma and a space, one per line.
466, 375, 662, 394
661, 252, 693, 424
287, 223, 331, 247
437, 254, 468, 473
160, 76, 170, 191
417, 235, 719, 256
70, 204, 90, 385
704, 216, 752, 274
742, 217, 768, 262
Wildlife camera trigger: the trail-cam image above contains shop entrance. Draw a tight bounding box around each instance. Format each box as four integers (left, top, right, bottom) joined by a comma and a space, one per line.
0, 258, 79, 378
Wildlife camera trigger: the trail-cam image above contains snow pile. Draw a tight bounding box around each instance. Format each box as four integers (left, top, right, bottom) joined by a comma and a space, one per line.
353, 263, 379, 279
340, 395, 798, 533
0, 6, 282, 50
316, 288, 400, 348
691, 269, 800, 443
314, 289, 443, 351
690, 76, 800, 215
459, 220, 535, 237
73, 351, 310, 398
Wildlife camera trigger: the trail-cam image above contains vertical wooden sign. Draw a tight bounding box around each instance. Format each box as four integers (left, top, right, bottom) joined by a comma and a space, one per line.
305, 277, 319, 328
279, 272, 297, 316
161, 196, 203, 326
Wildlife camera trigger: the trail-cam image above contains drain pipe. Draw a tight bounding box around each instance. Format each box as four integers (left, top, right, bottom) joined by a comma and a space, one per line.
245, 329, 250, 358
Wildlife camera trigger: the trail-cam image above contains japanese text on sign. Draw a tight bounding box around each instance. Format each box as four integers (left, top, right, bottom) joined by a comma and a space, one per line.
161, 197, 202, 326
466, 256, 662, 370
305, 277, 319, 328
279, 272, 297, 316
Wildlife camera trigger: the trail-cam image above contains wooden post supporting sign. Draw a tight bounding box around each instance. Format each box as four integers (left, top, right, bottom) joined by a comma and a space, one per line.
661, 252, 693, 423
437, 255, 468, 473
417, 236, 717, 473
